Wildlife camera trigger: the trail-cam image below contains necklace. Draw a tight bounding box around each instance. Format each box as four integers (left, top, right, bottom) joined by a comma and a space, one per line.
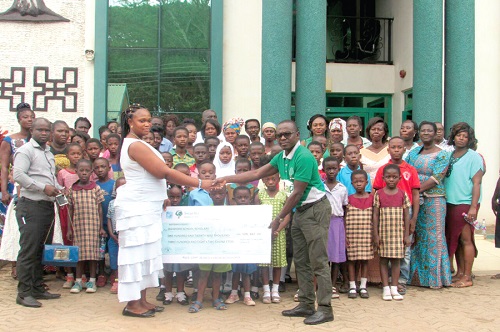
129, 132, 141, 140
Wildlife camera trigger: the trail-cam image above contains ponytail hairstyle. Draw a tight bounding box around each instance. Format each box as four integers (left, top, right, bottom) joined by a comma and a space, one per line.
119, 103, 148, 162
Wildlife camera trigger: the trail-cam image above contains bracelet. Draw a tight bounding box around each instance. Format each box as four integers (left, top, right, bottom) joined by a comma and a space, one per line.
198, 179, 202, 189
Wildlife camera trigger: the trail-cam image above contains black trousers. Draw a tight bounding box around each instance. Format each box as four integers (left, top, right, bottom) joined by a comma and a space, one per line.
15, 197, 54, 298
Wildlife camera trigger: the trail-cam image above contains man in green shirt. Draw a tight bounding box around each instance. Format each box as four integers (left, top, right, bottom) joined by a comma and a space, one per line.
218, 120, 333, 325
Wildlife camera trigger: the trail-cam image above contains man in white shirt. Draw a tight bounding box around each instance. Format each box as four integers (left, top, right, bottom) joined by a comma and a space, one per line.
434, 122, 454, 152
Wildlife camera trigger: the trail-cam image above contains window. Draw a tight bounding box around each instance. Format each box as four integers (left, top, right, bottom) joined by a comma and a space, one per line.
402, 89, 413, 121
291, 93, 392, 135
107, 0, 211, 120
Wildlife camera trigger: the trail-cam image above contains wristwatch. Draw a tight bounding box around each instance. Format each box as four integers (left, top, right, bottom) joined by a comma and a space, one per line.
278, 217, 285, 223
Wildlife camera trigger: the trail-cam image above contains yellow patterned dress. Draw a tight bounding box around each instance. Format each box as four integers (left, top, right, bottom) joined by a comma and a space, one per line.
258, 190, 287, 267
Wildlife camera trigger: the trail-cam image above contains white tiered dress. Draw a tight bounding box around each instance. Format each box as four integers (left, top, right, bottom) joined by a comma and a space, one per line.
115, 138, 166, 302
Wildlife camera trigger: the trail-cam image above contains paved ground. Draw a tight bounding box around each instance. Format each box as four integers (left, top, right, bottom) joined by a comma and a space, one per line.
1, 236, 499, 332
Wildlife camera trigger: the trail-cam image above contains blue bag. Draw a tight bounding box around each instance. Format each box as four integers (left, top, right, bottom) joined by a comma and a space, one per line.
42, 244, 79, 267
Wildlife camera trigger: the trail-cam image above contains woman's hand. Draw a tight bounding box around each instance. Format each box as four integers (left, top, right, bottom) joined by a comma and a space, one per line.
163, 199, 171, 211
99, 228, 107, 237
404, 235, 411, 247
67, 231, 73, 242
466, 206, 478, 222
1, 191, 11, 205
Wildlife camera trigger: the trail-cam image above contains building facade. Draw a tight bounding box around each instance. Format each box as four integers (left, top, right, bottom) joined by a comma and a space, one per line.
0, 0, 499, 222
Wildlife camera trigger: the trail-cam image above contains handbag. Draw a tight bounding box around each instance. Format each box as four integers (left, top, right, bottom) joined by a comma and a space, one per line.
42, 203, 79, 267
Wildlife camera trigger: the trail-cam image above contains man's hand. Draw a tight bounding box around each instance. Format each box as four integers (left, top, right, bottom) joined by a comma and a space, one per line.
44, 185, 60, 197
268, 217, 280, 234
210, 178, 226, 190
99, 228, 107, 237
67, 231, 73, 242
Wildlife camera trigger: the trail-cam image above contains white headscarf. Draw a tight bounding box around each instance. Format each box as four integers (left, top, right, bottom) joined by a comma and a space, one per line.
214, 142, 235, 178
329, 118, 348, 142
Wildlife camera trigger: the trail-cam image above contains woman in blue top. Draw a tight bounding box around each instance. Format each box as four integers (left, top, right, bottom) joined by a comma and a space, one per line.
444, 122, 484, 288
406, 121, 452, 288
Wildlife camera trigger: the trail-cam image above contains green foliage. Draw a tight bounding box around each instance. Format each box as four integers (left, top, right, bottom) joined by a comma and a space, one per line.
108, 0, 211, 118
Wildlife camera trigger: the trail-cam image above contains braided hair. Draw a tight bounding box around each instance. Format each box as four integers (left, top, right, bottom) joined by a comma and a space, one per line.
119, 103, 149, 161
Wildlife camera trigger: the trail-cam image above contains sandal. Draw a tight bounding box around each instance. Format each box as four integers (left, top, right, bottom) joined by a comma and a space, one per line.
271, 291, 280, 303
358, 288, 369, 299
331, 287, 340, 299
176, 292, 189, 305
391, 291, 404, 301
213, 298, 227, 310
163, 292, 174, 305
491, 274, 500, 280
188, 300, 203, 313
348, 288, 357, 299
452, 273, 464, 283
338, 284, 349, 294
397, 283, 407, 295
262, 291, 271, 304
451, 280, 473, 288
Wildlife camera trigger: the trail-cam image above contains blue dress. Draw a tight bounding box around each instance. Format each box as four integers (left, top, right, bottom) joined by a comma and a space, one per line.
406, 148, 452, 287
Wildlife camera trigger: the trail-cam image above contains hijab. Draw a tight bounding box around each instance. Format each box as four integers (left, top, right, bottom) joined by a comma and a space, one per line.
214, 142, 235, 177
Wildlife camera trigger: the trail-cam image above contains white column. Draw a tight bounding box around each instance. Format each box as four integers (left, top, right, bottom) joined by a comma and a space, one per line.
475, 0, 500, 224
222, 1, 262, 123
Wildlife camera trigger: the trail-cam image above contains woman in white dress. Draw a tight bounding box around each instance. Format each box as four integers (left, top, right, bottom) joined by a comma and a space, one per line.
117, 105, 215, 318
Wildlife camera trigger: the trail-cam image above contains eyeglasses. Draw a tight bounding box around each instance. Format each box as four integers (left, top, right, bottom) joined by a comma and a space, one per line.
276, 131, 296, 139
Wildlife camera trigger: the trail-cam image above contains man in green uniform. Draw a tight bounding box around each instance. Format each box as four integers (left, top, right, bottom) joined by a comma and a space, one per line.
218, 120, 333, 325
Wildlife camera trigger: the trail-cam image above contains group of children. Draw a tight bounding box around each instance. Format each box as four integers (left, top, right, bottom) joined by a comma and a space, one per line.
49, 114, 419, 308
55, 134, 125, 294
307, 136, 417, 301
155, 145, 291, 313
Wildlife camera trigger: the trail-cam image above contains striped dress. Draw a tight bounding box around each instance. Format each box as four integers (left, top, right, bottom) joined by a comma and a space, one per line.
374, 189, 410, 258
68, 182, 104, 260
345, 195, 374, 261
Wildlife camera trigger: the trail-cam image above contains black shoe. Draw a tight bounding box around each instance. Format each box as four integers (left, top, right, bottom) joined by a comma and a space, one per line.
154, 306, 165, 312
16, 295, 42, 308
303, 310, 334, 325
122, 307, 155, 318
285, 274, 292, 283
282, 304, 315, 317
279, 281, 286, 292
33, 292, 61, 300
156, 288, 166, 301
250, 291, 259, 300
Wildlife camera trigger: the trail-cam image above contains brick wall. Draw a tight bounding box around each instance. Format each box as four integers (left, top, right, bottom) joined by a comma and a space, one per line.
0, 0, 89, 133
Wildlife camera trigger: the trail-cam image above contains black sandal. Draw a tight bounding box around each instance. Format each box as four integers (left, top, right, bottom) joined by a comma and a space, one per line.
358, 288, 370, 299
348, 288, 358, 299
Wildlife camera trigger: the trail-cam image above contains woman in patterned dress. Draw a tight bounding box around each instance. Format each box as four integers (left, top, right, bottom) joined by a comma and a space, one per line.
0, 103, 35, 279
407, 121, 452, 288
